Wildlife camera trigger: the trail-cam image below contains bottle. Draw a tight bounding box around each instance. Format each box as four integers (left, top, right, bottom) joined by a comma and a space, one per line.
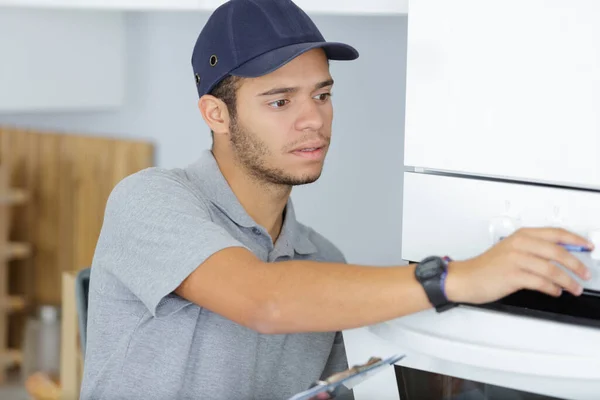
21, 305, 61, 383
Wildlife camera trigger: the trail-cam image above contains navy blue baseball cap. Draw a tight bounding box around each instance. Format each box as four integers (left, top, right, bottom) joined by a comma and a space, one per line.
191, 0, 359, 98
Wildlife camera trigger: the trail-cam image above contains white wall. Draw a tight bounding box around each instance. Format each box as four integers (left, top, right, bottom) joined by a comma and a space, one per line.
0, 11, 408, 267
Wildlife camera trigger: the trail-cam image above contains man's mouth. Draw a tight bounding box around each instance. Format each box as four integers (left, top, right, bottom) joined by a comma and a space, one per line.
291, 146, 326, 160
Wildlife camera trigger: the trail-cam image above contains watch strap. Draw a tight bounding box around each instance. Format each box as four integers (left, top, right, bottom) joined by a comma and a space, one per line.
418, 256, 456, 312
436, 256, 456, 312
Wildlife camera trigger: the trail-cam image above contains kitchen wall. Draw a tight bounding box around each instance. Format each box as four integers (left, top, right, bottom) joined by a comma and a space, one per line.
0, 12, 408, 398
0, 11, 408, 266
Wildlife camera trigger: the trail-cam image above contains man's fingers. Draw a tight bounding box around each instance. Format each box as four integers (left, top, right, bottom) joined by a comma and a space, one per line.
516, 254, 583, 296
510, 233, 590, 280
517, 227, 594, 249
517, 271, 563, 297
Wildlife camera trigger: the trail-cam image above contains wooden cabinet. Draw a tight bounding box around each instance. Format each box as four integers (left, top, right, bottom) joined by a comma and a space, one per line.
0, 126, 154, 385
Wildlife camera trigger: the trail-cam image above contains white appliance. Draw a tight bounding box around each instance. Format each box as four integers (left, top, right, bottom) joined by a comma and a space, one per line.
354, 1, 600, 399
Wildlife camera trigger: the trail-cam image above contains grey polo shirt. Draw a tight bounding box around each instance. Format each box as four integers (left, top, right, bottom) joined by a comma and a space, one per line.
80, 150, 352, 400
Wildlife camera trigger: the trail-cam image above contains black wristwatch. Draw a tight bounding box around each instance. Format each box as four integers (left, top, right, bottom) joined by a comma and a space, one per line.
414, 256, 457, 312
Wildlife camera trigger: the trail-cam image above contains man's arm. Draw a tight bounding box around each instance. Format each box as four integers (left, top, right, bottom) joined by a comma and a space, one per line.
176, 227, 593, 334
176, 247, 429, 334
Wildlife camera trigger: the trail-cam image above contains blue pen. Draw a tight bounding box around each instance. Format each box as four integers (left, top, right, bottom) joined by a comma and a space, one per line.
499, 237, 591, 253
558, 243, 591, 253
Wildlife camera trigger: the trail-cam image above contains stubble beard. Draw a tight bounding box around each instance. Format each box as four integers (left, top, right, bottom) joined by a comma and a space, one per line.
229, 118, 325, 187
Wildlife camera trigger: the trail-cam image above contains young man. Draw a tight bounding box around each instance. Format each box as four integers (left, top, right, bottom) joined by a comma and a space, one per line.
80, 0, 594, 399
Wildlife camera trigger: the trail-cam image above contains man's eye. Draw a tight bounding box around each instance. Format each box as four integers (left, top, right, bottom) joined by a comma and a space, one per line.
314, 93, 332, 101
269, 99, 289, 108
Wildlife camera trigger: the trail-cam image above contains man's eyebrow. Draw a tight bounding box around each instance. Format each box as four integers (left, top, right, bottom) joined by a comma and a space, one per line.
257, 79, 335, 96
315, 79, 334, 90
258, 87, 298, 96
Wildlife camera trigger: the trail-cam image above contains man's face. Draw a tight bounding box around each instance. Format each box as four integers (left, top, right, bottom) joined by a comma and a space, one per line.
230, 48, 334, 186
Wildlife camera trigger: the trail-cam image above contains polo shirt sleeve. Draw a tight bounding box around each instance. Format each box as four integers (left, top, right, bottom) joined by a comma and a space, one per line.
95, 168, 248, 318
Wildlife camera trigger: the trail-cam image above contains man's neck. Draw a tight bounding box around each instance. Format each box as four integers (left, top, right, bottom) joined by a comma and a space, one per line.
213, 151, 291, 243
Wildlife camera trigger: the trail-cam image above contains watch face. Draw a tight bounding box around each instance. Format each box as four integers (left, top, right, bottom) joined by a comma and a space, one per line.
417, 259, 442, 280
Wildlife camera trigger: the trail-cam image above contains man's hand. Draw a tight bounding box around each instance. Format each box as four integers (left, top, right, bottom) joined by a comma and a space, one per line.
445, 227, 594, 304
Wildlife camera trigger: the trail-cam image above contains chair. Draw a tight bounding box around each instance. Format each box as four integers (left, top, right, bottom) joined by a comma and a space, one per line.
75, 267, 91, 358
60, 268, 90, 399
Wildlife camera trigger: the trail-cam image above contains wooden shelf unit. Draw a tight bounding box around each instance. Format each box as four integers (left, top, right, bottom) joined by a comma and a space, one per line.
0, 165, 31, 384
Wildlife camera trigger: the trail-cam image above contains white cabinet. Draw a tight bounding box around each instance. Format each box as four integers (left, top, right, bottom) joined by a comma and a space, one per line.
0, 0, 203, 10
402, 171, 600, 290
0, 0, 408, 14
404, 0, 600, 190
294, 0, 406, 15
0, 8, 124, 112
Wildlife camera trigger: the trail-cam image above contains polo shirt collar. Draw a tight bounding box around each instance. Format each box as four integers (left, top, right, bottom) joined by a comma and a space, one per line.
188, 150, 317, 256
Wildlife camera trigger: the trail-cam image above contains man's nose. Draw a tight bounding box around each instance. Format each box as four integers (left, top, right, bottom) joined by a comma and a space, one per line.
294, 99, 326, 132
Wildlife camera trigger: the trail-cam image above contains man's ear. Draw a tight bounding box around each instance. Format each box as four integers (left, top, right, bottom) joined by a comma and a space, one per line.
198, 95, 230, 134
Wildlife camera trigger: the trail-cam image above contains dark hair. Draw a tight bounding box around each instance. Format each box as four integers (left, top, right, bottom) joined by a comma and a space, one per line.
209, 75, 243, 140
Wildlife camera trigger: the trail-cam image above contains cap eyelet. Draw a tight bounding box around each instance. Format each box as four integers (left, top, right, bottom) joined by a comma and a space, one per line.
195, 73, 201, 85
209, 55, 218, 67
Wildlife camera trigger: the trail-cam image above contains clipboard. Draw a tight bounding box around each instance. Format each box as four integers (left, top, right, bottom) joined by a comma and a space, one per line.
287, 354, 405, 400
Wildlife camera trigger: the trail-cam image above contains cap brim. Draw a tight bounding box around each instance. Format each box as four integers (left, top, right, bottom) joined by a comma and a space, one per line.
230, 42, 359, 78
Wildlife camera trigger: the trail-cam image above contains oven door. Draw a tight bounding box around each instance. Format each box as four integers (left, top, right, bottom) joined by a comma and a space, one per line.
402, 171, 600, 294
395, 366, 562, 400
